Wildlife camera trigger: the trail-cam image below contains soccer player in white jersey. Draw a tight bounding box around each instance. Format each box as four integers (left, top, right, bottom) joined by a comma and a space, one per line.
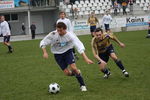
40, 22, 93, 91
57, 11, 73, 33
0, 15, 13, 53
57, 11, 78, 60
102, 11, 112, 32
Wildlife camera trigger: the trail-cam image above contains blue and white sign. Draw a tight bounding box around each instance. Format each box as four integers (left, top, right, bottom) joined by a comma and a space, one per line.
126, 16, 149, 27
14, 0, 29, 7
73, 20, 89, 30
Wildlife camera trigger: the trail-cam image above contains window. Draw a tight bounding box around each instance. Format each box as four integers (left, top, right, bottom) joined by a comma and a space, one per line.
11, 14, 18, 21
4, 14, 18, 21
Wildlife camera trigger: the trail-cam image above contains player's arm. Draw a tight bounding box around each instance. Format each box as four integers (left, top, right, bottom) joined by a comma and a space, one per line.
110, 33, 125, 48
91, 38, 101, 61
68, 19, 73, 32
40, 32, 53, 59
5, 22, 10, 35
91, 38, 107, 65
71, 35, 93, 64
87, 17, 90, 25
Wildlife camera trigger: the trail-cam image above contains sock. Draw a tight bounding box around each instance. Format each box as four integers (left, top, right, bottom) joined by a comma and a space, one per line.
102, 68, 109, 75
115, 60, 125, 71
75, 74, 85, 86
70, 72, 75, 76
7, 45, 12, 51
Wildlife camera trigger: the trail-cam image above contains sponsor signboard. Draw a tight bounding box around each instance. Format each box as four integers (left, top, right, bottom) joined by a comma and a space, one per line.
110, 17, 126, 28
73, 20, 89, 30
0, 0, 14, 9
126, 16, 149, 27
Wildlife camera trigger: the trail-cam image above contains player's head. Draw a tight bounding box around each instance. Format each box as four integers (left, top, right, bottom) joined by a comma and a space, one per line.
105, 11, 109, 15
59, 11, 66, 19
94, 28, 103, 38
0, 15, 5, 22
56, 22, 67, 36
91, 12, 95, 17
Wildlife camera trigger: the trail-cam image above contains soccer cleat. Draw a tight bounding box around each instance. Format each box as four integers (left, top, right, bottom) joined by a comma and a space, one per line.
146, 35, 150, 38
9, 49, 13, 53
80, 86, 87, 92
8, 49, 13, 53
103, 71, 111, 79
122, 71, 129, 77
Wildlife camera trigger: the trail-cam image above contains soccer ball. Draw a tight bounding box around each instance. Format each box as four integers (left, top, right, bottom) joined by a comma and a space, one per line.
48, 83, 60, 94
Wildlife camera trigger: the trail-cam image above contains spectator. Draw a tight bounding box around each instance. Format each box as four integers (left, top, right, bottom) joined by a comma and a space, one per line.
111, 0, 116, 7
128, 0, 134, 15
30, 23, 36, 39
22, 23, 26, 34
114, 1, 118, 16
122, 1, 127, 15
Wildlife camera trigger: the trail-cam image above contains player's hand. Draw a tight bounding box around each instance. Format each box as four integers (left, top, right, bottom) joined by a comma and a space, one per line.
43, 52, 48, 59
120, 43, 125, 48
85, 59, 94, 64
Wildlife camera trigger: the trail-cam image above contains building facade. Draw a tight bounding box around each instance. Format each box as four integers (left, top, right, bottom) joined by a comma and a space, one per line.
0, 0, 60, 35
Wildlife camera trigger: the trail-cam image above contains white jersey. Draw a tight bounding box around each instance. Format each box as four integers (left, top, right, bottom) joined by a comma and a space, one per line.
102, 14, 112, 24
40, 30, 85, 54
57, 18, 73, 33
0, 21, 11, 36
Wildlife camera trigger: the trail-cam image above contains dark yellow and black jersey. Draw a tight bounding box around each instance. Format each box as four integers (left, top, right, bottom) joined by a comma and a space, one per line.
87, 17, 99, 26
91, 32, 117, 54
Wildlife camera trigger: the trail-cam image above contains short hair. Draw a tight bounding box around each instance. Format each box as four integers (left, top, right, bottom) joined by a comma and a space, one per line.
56, 22, 67, 30
95, 27, 103, 33
0, 15, 4, 17
59, 11, 66, 16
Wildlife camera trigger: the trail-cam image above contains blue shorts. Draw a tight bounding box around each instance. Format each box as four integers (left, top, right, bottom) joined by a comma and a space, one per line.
99, 45, 115, 63
90, 26, 96, 32
54, 49, 75, 70
3, 36, 10, 42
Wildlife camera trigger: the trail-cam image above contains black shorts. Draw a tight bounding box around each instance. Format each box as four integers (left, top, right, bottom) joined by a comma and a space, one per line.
104, 24, 110, 31
54, 49, 75, 70
3, 36, 10, 42
90, 26, 96, 32
99, 45, 115, 63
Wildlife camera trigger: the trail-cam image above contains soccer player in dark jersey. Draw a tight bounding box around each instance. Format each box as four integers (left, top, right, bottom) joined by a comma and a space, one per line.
91, 28, 129, 78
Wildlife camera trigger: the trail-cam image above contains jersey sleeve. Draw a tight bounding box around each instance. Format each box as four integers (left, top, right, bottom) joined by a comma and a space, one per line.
108, 32, 115, 39
108, 32, 120, 43
40, 32, 54, 48
70, 34, 85, 54
67, 19, 73, 32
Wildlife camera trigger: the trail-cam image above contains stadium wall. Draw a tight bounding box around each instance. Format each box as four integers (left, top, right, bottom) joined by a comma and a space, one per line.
73, 14, 150, 35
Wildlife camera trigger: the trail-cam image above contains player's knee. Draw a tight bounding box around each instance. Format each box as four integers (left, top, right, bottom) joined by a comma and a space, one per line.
63, 69, 71, 76
111, 56, 118, 61
99, 61, 107, 70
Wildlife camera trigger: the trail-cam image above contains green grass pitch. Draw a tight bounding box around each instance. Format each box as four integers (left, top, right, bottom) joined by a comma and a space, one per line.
0, 30, 150, 100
